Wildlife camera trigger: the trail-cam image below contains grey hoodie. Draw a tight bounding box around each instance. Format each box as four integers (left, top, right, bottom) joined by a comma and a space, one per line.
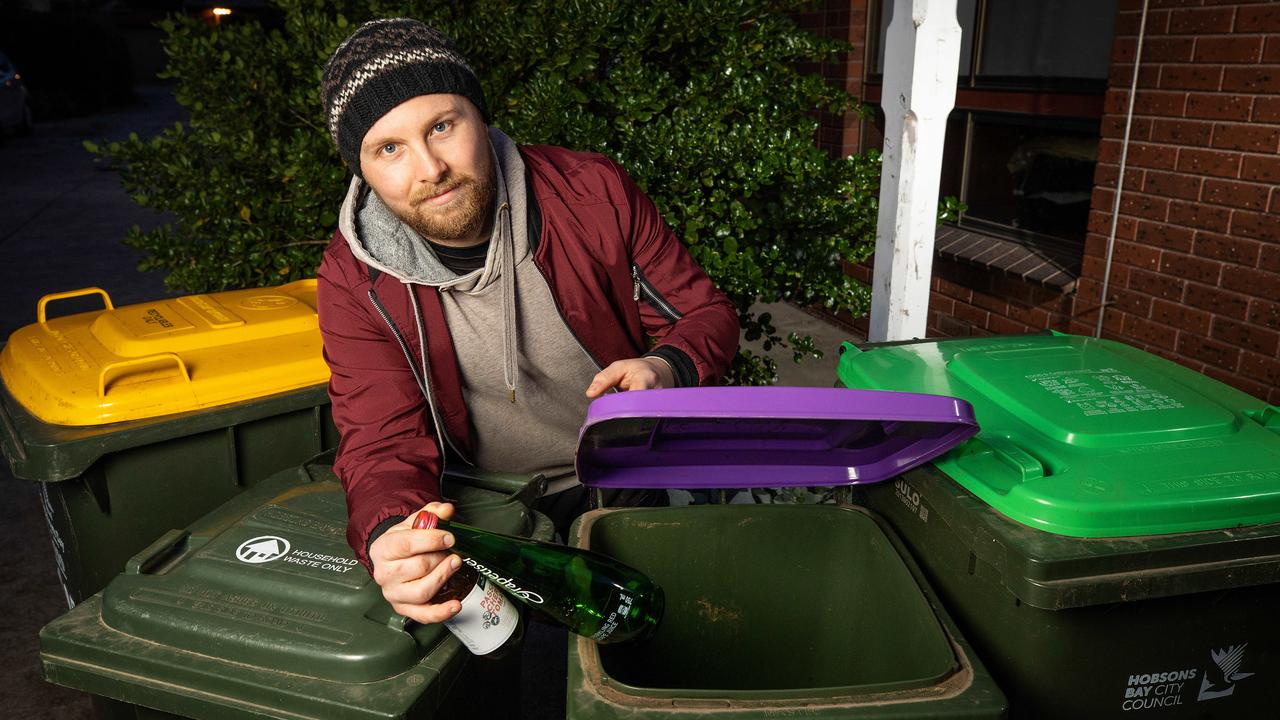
337, 128, 598, 492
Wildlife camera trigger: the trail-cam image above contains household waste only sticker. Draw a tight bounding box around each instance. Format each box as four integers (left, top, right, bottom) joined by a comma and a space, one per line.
1119, 643, 1255, 712
235, 535, 359, 574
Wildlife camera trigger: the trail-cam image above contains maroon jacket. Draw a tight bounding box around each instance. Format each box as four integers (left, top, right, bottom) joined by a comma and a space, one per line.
318, 145, 739, 566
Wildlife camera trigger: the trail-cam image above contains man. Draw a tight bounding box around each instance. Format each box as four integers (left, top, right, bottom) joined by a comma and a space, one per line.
317, 18, 739, 626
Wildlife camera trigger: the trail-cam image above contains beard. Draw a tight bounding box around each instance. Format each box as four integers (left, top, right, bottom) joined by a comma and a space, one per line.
401, 169, 496, 245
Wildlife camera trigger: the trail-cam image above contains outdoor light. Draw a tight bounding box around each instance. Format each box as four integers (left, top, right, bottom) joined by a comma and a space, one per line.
212, 7, 232, 16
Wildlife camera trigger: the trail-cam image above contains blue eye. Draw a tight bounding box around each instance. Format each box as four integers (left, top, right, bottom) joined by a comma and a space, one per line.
381, 143, 396, 155
433, 121, 450, 134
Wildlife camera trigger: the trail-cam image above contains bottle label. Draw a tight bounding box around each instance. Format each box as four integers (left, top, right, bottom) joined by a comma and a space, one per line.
589, 589, 635, 642
463, 557, 545, 604
443, 575, 519, 655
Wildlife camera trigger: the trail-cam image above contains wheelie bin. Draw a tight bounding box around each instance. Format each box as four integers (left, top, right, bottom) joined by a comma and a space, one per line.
0, 281, 335, 605
837, 333, 1280, 719
565, 387, 1008, 719
38, 453, 553, 719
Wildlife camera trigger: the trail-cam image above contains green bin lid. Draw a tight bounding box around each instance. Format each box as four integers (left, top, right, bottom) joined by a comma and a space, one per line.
837, 334, 1280, 538
39, 463, 544, 719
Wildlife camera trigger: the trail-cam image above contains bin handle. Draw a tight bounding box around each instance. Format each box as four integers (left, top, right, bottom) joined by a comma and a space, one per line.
1245, 406, 1280, 434
982, 435, 1046, 483
98, 353, 191, 398
127, 529, 190, 575
37, 287, 114, 323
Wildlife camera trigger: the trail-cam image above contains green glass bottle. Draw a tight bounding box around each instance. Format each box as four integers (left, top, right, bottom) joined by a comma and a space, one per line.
414, 510, 663, 644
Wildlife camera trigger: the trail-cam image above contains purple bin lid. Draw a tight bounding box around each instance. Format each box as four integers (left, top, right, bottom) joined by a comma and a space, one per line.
576, 387, 979, 490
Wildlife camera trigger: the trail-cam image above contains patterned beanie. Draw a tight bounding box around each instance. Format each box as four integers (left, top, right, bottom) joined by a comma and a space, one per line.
321, 18, 489, 176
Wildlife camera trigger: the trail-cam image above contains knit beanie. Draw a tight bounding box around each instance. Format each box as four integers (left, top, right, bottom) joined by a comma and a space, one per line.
321, 18, 489, 176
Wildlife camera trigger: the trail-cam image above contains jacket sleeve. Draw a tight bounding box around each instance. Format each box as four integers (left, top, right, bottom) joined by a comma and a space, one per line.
317, 246, 443, 570
608, 160, 740, 386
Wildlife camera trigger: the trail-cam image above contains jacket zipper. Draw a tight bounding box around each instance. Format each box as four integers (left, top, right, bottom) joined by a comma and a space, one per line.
367, 288, 470, 467
631, 264, 684, 321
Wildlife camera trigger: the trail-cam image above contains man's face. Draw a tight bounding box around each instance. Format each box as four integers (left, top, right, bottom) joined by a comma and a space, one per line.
360, 94, 495, 247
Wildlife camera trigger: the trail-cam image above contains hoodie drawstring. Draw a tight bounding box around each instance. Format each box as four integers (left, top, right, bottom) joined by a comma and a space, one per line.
499, 201, 518, 403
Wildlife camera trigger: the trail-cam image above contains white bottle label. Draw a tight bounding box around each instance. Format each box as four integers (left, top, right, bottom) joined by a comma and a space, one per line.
443, 575, 519, 655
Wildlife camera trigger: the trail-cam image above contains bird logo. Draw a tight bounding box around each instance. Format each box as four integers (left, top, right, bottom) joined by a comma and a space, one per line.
1197, 643, 1254, 701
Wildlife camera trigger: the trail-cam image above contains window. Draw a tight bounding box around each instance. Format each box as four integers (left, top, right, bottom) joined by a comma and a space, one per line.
865, 0, 1118, 284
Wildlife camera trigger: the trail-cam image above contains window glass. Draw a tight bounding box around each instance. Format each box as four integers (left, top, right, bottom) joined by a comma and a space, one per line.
978, 0, 1117, 83
961, 115, 1099, 243
871, 0, 976, 78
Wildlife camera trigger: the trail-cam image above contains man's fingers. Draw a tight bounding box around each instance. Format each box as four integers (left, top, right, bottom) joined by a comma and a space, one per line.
384, 554, 462, 607
393, 599, 463, 625
375, 527, 455, 563
586, 362, 626, 398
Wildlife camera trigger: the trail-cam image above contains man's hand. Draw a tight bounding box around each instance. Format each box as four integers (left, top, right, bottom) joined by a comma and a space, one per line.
369, 501, 462, 624
585, 356, 675, 398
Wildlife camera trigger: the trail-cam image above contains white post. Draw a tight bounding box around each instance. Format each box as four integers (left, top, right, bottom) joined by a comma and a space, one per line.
868, 0, 962, 342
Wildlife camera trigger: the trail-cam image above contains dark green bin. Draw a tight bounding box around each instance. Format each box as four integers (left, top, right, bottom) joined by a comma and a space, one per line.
0, 379, 339, 605
567, 505, 1006, 719
40, 455, 553, 720
838, 333, 1280, 719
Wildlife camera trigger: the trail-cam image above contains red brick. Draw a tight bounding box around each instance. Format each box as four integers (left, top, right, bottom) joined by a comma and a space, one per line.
1124, 315, 1180, 351
953, 301, 990, 329
1120, 193, 1172, 221
1128, 142, 1182, 171
1185, 93, 1254, 121
1211, 317, 1280, 356
971, 290, 1010, 316
1267, 37, 1280, 63
1142, 170, 1202, 200
1168, 200, 1233, 232
1087, 210, 1139, 240
1114, 240, 1164, 271
1222, 265, 1280, 302
1221, 66, 1280, 94
1194, 36, 1265, 64
1160, 65, 1223, 92
1177, 147, 1242, 178
1249, 298, 1280, 329
1168, 6, 1236, 34
1237, 4, 1280, 33
1241, 154, 1280, 182
1212, 122, 1280, 152
1006, 303, 1052, 329
1118, 9, 1170, 35
1110, 287, 1155, 318
1128, 267, 1187, 301
1145, 36, 1197, 63
1095, 163, 1145, 190
1193, 231, 1263, 265
1137, 222, 1196, 253
936, 277, 973, 304
1176, 332, 1242, 371
1239, 351, 1280, 388
989, 314, 1032, 335
1201, 178, 1272, 210
1112, 63, 1163, 90
1160, 251, 1224, 285
1151, 118, 1215, 145
1186, 282, 1251, 320
1101, 116, 1154, 141
1201, 365, 1274, 404
1252, 96, 1280, 123
1260, 244, 1280, 273
1231, 209, 1280, 242
1135, 90, 1189, 117
1152, 298, 1212, 336
929, 295, 956, 317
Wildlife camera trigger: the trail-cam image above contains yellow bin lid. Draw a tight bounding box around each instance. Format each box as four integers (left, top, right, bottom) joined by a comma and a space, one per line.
0, 281, 329, 426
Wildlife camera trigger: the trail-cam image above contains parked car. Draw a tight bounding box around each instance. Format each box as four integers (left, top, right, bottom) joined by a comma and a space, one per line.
0, 51, 34, 135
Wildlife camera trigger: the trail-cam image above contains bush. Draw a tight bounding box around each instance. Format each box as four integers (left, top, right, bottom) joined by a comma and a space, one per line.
91, 0, 883, 385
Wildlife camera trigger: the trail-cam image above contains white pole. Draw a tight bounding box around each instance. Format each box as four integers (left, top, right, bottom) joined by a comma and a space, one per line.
868, 0, 962, 342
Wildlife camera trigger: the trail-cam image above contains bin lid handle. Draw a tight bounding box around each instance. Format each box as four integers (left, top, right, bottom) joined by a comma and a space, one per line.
98, 353, 192, 399
37, 287, 114, 324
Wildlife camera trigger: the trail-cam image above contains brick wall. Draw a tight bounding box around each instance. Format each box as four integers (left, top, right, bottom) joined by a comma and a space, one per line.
1068, 0, 1280, 404
795, 0, 869, 157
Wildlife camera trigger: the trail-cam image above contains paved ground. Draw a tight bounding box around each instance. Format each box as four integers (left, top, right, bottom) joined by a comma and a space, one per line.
0, 85, 857, 719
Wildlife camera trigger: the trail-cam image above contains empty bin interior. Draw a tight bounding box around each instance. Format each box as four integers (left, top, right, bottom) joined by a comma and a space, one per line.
581, 505, 958, 695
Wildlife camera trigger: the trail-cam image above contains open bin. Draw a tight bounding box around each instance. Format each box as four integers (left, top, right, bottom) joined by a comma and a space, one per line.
837, 333, 1280, 719
566, 387, 1007, 719
39, 454, 553, 719
0, 281, 335, 604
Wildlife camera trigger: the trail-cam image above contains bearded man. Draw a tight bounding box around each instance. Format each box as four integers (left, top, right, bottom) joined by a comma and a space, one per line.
316, 18, 739, 626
